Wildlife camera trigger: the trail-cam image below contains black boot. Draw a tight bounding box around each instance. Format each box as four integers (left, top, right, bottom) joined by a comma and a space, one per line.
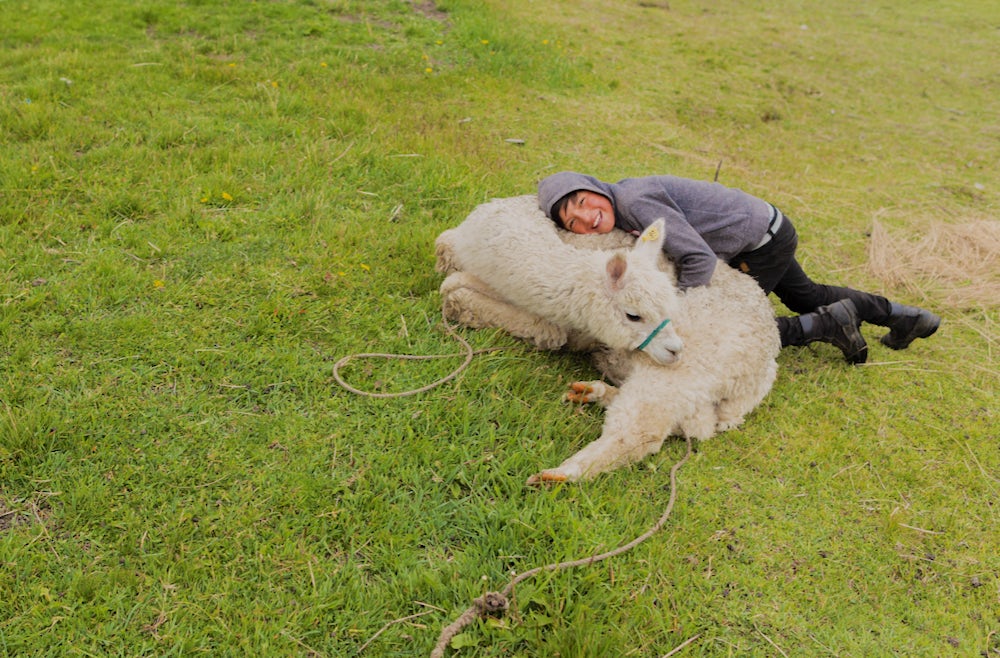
880, 303, 941, 350
799, 299, 868, 364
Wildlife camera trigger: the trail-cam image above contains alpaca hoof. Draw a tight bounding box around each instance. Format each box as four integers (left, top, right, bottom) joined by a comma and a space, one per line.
715, 419, 743, 433
525, 470, 569, 486
564, 381, 602, 404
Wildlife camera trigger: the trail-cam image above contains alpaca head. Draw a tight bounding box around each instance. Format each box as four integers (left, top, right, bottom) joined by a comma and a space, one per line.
601, 220, 684, 365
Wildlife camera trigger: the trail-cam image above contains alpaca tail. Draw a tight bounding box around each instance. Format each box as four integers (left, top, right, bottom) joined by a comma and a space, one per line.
434, 229, 460, 273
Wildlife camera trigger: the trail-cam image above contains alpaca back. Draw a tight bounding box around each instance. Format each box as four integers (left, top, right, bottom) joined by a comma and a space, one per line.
435, 195, 684, 362
435, 196, 597, 309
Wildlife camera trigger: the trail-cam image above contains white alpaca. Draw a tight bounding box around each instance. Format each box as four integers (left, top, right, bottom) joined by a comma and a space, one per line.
435, 196, 685, 366
435, 195, 780, 483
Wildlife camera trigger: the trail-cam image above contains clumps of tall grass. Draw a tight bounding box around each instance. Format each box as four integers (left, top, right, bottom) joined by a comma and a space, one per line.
868, 217, 1000, 311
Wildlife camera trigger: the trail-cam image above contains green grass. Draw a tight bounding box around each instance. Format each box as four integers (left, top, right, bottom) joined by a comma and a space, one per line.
1, 0, 998, 656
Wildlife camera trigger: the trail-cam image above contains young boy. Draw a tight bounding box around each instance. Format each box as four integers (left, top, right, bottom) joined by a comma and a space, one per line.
538, 171, 940, 364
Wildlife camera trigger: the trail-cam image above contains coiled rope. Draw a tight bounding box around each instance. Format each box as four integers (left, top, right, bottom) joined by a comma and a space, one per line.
333, 311, 502, 398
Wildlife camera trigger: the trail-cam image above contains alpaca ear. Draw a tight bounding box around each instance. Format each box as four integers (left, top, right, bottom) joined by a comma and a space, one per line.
633, 219, 666, 260
606, 253, 628, 291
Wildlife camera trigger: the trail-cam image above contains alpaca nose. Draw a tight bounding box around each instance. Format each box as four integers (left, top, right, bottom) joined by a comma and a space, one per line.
648, 347, 681, 366
643, 336, 684, 366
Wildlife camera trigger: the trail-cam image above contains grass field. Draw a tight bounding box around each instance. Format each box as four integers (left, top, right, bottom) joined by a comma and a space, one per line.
1, 0, 998, 656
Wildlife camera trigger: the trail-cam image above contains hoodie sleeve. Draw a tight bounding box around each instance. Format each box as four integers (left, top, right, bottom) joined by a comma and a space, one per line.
621, 196, 717, 290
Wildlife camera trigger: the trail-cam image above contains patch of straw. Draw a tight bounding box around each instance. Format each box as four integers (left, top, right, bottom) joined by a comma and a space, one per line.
867, 217, 1000, 310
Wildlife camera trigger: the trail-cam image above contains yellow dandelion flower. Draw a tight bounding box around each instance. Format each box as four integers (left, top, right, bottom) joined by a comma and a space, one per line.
271, 80, 278, 88
481, 39, 489, 45
321, 61, 328, 67
221, 192, 233, 201
200, 197, 209, 203
425, 67, 433, 73
435, 40, 443, 45
153, 280, 165, 289
543, 39, 550, 45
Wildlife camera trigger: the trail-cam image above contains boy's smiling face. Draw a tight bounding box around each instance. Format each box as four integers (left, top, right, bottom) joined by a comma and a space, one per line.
558, 190, 615, 234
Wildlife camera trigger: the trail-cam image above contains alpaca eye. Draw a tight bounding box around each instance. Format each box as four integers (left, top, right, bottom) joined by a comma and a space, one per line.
626, 313, 642, 322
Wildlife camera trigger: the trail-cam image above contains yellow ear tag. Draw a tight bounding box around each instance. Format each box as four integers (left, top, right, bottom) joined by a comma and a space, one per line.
641, 226, 661, 242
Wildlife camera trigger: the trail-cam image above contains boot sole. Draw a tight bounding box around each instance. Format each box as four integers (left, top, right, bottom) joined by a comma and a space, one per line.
880, 313, 941, 350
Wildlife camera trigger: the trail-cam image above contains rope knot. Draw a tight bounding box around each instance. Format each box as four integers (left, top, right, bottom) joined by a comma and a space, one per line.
474, 592, 509, 616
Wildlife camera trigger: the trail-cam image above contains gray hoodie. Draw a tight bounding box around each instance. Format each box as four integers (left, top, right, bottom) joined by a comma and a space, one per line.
538, 172, 775, 289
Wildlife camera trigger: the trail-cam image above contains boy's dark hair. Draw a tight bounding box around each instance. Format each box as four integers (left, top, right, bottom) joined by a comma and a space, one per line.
549, 192, 574, 228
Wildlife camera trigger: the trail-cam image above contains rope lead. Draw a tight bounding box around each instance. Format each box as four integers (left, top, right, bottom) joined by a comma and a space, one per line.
429, 436, 693, 657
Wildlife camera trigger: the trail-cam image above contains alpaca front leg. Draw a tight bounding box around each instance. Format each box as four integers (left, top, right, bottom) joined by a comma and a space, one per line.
527, 394, 668, 485
526, 429, 665, 485
525, 381, 621, 485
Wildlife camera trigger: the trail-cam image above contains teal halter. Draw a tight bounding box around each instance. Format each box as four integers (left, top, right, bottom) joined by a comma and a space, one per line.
637, 318, 672, 351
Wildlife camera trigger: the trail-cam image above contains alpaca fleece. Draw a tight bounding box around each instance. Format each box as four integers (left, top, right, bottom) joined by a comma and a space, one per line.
435, 195, 780, 483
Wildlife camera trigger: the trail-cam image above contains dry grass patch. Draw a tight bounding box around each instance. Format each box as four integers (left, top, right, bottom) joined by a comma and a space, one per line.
868, 216, 1000, 311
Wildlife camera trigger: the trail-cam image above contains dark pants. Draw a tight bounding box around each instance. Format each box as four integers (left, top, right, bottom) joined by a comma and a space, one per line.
728, 213, 892, 346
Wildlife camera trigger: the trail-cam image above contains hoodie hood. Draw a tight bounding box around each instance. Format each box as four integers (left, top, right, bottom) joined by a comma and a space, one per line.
537, 172, 616, 221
